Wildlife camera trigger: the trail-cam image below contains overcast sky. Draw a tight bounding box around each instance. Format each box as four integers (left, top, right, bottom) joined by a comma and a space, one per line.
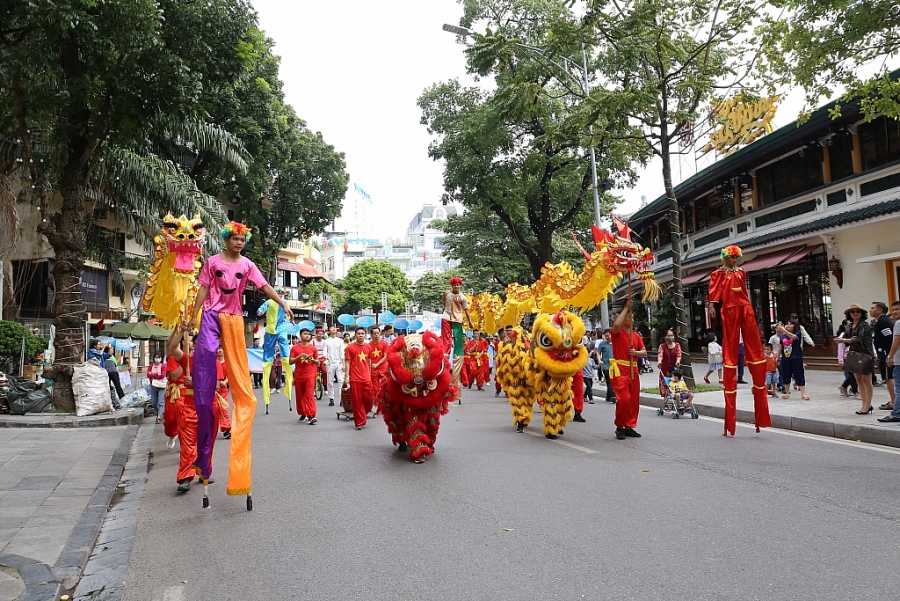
251, 1, 891, 238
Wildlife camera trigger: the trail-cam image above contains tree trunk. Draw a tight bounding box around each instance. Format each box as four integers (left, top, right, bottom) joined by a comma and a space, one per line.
660, 136, 695, 388
40, 170, 90, 411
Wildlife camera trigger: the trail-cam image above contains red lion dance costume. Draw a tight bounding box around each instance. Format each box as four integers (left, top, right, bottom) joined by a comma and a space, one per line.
708, 245, 771, 436
384, 331, 456, 464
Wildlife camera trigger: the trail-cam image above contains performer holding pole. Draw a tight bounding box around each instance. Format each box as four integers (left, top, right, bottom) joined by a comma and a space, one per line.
707, 245, 771, 436
188, 222, 293, 510
610, 297, 646, 440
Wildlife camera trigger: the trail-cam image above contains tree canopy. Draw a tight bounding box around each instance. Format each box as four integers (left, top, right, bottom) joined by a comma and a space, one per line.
0, 320, 48, 375
340, 260, 412, 316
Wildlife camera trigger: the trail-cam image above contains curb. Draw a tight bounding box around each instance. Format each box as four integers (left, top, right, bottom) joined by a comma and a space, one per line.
0, 409, 143, 429
635, 391, 900, 448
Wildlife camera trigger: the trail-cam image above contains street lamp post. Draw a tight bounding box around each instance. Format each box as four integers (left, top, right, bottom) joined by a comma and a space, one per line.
443, 24, 610, 328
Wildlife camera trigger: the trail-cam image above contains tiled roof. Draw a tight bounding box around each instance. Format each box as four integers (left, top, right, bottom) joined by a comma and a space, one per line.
654, 196, 900, 273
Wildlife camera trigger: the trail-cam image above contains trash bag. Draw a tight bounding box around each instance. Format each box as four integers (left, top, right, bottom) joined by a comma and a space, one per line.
72, 361, 112, 417
7, 375, 54, 415
119, 388, 148, 409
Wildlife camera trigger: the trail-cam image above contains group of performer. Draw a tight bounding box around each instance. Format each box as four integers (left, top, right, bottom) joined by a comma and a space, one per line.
159, 234, 771, 508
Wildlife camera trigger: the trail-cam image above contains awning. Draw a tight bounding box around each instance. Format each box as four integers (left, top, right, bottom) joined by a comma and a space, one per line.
278, 261, 331, 282
738, 246, 806, 273
785, 245, 817, 263
682, 270, 712, 286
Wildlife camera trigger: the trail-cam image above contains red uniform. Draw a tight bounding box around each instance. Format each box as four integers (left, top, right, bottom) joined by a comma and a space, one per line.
708, 266, 771, 435
168, 354, 203, 483
215, 360, 231, 433
572, 370, 584, 414
345, 341, 372, 427
369, 339, 389, 413
610, 329, 645, 429
164, 355, 182, 439
493, 339, 503, 394
291, 342, 319, 418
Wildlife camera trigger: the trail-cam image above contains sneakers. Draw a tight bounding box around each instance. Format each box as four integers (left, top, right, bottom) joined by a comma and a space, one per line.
495, 391, 500, 397
413, 456, 426, 464
177, 479, 191, 492
573, 413, 586, 422
298, 415, 307, 422
516, 423, 525, 433
355, 425, 364, 430
398, 442, 408, 452
616, 427, 641, 439
308, 417, 317, 425
166, 435, 177, 449
223, 430, 231, 439
615, 428, 626, 440
737, 380, 748, 384
587, 399, 595, 404
328, 400, 334, 406
545, 433, 557, 440
477, 387, 484, 391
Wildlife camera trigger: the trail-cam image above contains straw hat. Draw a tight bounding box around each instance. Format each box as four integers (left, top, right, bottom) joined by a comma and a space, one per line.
844, 303, 867, 317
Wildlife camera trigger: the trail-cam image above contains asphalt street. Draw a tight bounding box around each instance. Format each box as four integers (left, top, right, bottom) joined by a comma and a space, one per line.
124, 387, 900, 601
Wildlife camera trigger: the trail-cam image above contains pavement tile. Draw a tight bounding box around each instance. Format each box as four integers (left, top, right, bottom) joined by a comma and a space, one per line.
0, 570, 25, 601
90, 535, 134, 558
73, 564, 128, 598
12, 476, 63, 490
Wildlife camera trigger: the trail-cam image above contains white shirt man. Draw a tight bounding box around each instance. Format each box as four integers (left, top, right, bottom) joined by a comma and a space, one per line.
323, 326, 346, 406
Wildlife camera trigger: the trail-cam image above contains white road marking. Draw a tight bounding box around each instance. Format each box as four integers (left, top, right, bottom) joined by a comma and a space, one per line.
524, 430, 598, 453
162, 586, 185, 601
695, 415, 900, 455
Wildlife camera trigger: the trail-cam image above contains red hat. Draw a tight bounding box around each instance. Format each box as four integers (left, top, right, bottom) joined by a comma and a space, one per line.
449, 276, 463, 285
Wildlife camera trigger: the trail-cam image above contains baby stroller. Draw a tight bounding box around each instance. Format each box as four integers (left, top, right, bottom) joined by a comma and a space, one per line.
656, 373, 699, 419
638, 356, 654, 374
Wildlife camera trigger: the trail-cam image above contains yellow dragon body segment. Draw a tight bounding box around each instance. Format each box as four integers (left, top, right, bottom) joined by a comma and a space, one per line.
141, 213, 206, 329
496, 327, 535, 428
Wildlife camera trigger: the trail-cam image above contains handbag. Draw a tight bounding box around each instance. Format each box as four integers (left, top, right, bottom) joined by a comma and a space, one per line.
151, 378, 167, 389
845, 351, 875, 375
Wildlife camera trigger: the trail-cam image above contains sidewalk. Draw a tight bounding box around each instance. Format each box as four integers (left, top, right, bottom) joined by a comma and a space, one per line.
595, 360, 900, 446
0, 425, 138, 601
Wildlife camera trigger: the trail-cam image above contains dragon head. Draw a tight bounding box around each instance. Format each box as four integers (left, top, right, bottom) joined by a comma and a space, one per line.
531, 310, 588, 378
161, 213, 205, 275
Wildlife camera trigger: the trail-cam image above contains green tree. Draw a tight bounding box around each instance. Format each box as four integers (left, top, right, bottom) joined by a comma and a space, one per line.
419, 1, 635, 281
761, 0, 900, 118
0, 0, 254, 408
0, 320, 48, 374
340, 260, 411, 315
412, 269, 465, 313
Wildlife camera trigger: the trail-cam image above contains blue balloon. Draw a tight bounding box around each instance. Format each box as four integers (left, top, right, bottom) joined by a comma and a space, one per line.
433, 319, 442, 329
378, 311, 395, 324
285, 324, 300, 335
297, 320, 316, 332
408, 319, 423, 331
393, 318, 409, 330
356, 315, 375, 328
337, 314, 355, 326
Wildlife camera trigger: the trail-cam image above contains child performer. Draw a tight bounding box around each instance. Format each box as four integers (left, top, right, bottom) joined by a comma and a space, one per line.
611, 298, 647, 440
707, 245, 771, 436
289, 326, 318, 424
188, 222, 293, 510
256, 286, 293, 414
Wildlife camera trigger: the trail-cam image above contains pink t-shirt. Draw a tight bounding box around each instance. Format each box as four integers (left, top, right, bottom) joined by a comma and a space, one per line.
198, 255, 267, 315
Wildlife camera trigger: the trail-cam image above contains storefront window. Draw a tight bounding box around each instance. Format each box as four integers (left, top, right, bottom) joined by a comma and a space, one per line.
860, 116, 900, 171
829, 134, 854, 180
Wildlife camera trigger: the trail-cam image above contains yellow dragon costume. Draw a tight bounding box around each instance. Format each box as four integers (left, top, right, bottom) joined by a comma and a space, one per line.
141, 213, 205, 328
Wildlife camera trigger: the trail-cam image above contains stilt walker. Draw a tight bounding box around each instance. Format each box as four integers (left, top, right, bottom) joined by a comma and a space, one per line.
257, 287, 293, 415
188, 222, 294, 510
440, 276, 474, 401
707, 245, 771, 436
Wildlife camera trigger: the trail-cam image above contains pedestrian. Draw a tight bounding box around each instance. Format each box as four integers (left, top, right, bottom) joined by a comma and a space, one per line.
611, 298, 646, 440
368, 326, 389, 415
871, 301, 896, 410
215, 347, 232, 438
706, 245, 771, 436
877, 301, 900, 423
441, 276, 475, 400
597, 329, 616, 403
342, 332, 351, 348
656, 328, 682, 377
788, 312, 815, 390
100, 344, 125, 408
343, 327, 372, 429
779, 322, 808, 400
836, 319, 859, 399
324, 326, 345, 407
167, 325, 200, 493
187, 220, 293, 507
289, 326, 318, 424
838, 303, 875, 414
768, 323, 784, 392
314, 327, 328, 395
703, 334, 723, 384
381, 324, 395, 344
251, 338, 262, 389
764, 343, 778, 397
582, 350, 597, 405
147, 351, 167, 424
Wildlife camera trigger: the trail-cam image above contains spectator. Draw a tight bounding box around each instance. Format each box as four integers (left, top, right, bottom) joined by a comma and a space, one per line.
146, 351, 168, 424
877, 301, 900, 423
764, 343, 778, 397
838, 303, 875, 414
669, 368, 693, 409
597, 329, 615, 403
788, 313, 815, 391
836, 319, 859, 399
768, 323, 784, 393
871, 301, 896, 410
656, 328, 682, 377
89, 341, 123, 409
582, 350, 598, 404
703, 334, 723, 384
779, 322, 808, 400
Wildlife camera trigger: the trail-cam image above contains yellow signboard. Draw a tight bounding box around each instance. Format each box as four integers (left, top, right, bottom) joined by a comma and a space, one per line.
701, 95, 779, 155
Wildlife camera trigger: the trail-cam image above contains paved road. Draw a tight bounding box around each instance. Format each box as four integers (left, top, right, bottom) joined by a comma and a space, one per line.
125, 388, 899, 601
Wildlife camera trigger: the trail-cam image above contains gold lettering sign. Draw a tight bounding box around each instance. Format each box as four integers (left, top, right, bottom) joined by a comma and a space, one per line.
701, 95, 779, 155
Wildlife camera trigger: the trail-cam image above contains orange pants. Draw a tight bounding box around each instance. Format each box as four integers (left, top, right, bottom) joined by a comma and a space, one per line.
349, 379, 371, 427
612, 373, 640, 429
176, 394, 198, 482
295, 376, 316, 418
721, 304, 771, 435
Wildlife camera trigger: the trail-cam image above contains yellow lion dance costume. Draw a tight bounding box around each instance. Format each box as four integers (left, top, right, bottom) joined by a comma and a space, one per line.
141, 213, 205, 328
496, 326, 534, 431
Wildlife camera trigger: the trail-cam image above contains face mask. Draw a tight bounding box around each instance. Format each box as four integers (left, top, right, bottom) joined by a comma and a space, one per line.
154, 357, 162, 363
666, 337, 674, 342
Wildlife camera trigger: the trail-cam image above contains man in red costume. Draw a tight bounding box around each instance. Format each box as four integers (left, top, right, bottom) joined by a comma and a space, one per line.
343, 327, 372, 429
464, 330, 489, 390
707, 245, 771, 436
571, 370, 586, 422
611, 298, 647, 440
167, 325, 205, 492
368, 326, 389, 414
290, 326, 319, 425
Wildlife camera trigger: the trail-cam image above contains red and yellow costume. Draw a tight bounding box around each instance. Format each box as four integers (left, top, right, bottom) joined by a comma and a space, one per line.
463, 337, 489, 389
369, 338, 389, 413
345, 341, 372, 427
708, 246, 771, 435
215, 359, 231, 433
611, 328, 645, 430
169, 353, 204, 483
291, 342, 319, 419
383, 332, 455, 463
571, 370, 584, 415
